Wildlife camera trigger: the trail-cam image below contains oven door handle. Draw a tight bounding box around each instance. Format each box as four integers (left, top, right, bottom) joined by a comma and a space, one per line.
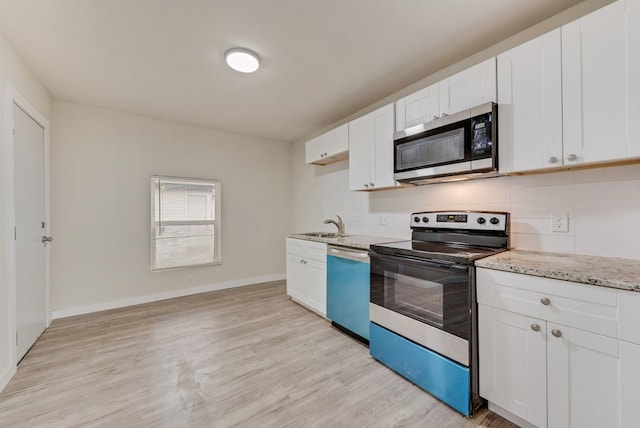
370, 252, 468, 271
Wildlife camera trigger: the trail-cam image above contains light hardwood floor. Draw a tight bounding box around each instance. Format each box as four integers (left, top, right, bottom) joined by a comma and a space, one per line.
0, 281, 517, 427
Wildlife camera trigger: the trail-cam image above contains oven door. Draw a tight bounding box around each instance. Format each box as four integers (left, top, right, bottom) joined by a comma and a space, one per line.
369, 252, 471, 365
370, 252, 470, 338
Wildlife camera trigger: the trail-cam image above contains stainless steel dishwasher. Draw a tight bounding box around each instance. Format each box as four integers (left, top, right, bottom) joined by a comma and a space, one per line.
326, 245, 370, 343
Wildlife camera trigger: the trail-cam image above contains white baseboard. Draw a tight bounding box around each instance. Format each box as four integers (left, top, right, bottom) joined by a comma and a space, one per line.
0, 364, 17, 394
52, 273, 286, 320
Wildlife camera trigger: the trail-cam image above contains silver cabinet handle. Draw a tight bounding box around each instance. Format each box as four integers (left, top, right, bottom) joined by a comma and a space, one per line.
567, 154, 577, 161
364, 183, 369, 188
369, 182, 374, 187
440, 113, 448, 118
531, 324, 541, 332
551, 329, 562, 338
540, 297, 551, 306
548, 156, 558, 164
42, 236, 53, 244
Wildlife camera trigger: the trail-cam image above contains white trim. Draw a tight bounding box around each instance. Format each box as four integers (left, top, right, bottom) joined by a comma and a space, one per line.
52, 273, 286, 320
0, 365, 17, 393
3, 82, 51, 374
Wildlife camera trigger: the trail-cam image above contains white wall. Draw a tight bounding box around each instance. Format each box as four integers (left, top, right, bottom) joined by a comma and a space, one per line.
0, 32, 51, 391
51, 101, 290, 315
291, 140, 640, 260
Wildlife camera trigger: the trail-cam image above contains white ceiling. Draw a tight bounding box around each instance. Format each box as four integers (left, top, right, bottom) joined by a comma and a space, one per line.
0, 0, 585, 142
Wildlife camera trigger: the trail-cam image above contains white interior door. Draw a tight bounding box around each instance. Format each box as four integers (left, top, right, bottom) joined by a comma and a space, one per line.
13, 103, 47, 361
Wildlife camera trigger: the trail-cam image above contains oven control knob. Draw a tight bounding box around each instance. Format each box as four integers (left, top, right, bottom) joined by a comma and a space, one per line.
490, 217, 500, 225
413, 216, 420, 223
422, 216, 429, 223
477, 217, 486, 224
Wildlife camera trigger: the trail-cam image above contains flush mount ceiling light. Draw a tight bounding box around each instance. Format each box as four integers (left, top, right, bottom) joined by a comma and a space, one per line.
224, 48, 261, 73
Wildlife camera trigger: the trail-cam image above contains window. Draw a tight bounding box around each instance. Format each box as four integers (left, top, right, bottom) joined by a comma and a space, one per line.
151, 176, 221, 270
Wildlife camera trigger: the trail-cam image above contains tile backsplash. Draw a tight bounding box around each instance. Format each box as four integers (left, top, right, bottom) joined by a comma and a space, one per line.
291, 143, 640, 260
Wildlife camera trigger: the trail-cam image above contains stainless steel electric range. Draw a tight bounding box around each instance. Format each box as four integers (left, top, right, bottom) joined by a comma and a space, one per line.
368, 210, 509, 416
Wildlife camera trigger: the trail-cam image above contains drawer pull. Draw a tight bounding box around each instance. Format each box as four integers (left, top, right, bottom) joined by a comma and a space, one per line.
540, 297, 551, 306
530, 324, 541, 332
551, 329, 562, 338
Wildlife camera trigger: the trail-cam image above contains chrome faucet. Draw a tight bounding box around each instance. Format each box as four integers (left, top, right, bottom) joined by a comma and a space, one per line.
324, 215, 346, 237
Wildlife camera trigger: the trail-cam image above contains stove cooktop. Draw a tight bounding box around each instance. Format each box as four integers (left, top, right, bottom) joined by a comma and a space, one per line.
370, 240, 506, 264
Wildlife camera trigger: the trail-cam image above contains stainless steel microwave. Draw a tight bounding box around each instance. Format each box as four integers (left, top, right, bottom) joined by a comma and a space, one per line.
393, 102, 497, 184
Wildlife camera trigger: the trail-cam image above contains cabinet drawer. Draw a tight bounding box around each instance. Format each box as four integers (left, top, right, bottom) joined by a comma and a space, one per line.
619, 289, 640, 345
477, 268, 618, 338
286, 238, 327, 262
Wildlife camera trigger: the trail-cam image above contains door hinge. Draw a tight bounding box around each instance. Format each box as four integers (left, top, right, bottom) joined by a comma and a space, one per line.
14, 227, 16, 241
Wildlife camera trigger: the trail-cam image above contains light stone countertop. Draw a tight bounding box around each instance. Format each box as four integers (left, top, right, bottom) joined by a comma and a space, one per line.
287, 233, 404, 250
475, 249, 640, 292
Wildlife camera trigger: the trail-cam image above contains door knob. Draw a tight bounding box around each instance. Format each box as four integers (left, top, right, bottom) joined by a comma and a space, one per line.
548, 156, 558, 164
540, 297, 551, 306
551, 329, 562, 338
41, 236, 53, 244
566, 154, 578, 161
531, 324, 541, 332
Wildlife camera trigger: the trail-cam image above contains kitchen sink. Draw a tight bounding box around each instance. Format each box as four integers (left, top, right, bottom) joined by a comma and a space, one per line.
300, 232, 341, 238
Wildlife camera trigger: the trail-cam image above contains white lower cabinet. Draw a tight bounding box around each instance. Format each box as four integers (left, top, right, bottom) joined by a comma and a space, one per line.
285, 238, 326, 316
478, 268, 640, 428
478, 305, 547, 427
546, 323, 621, 428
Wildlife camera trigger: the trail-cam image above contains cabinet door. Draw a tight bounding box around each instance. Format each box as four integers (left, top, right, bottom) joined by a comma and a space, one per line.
286, 253, 305, 300
478, 305, 547, 427
562, 0, 629, 165
630, 0, 640, 157
547, 323, 621, 428
349, 103, 396, 191
621, 340, 640, 427
302, 258, 327, 316
395, 83, 441, 131
371, 103, 396, 189
305, 124, 349, 165
442, 57, 497, 115
498, 29, 562, 173
349, 110, 372, 191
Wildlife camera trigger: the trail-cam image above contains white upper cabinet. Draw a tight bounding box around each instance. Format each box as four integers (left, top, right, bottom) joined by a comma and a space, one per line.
349, 103, 396, 191
442, 58, 497, 115
305, 123, 349, 165
394, 83, 441, 131
395, 58, 497, 132
498, 29, 563, 173
562, 0, 640, 165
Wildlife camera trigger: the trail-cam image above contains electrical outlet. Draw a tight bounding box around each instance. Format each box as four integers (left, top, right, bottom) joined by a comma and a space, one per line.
378, 215, 388, 225
551, 212, 569, 233
188, 275, 195, 284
